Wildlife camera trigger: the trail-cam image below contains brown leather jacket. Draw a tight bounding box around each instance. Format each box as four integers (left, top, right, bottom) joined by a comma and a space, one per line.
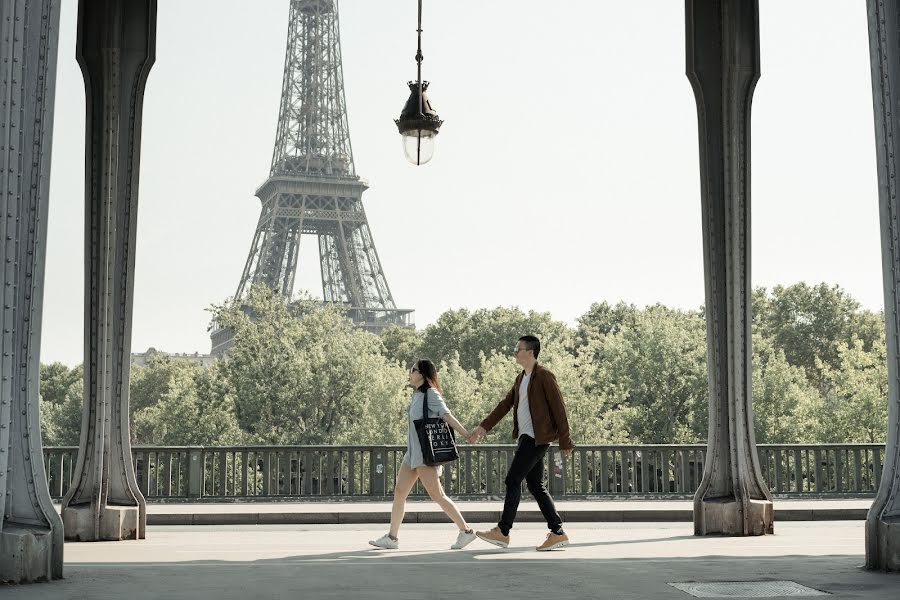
479, 363, 574, 450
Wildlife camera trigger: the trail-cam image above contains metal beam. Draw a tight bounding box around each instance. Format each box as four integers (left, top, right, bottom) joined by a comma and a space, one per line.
60, 0, 157, 542
0, 0, 64, 583
686, 0, 774, 536
865, 0, 900, 572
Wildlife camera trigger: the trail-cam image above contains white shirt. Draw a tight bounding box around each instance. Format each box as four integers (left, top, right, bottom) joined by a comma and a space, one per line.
517, 372, 536, 440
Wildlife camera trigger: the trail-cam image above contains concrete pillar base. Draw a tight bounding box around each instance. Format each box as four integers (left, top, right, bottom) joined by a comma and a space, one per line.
0, 525, 56, 584
866, 517, 900, 571
695, 497, 774, 536
62, 505, 141, 542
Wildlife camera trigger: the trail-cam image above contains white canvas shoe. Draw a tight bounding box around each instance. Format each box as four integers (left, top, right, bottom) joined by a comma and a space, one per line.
368, 533, 399, 549
451, 529, 477, 550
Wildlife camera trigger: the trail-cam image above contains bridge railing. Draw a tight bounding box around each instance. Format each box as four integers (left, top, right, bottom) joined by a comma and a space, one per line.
42, 443, 885, 501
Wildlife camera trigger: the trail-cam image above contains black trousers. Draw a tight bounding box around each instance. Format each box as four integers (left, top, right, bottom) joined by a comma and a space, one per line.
498, 435, 563, 535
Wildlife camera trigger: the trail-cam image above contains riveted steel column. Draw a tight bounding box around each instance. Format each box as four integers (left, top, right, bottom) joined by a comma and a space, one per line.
865, 0, 900, 572
0, 0, 64, 583
60, 0, 156, 542
686, 0, 774, 536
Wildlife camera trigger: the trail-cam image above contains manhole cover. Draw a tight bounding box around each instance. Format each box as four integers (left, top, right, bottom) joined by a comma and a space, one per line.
669, 581, 829, 598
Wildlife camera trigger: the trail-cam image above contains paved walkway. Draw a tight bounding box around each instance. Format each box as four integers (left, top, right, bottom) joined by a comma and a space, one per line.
52, 498, 873, 525
4, 521, 897, 599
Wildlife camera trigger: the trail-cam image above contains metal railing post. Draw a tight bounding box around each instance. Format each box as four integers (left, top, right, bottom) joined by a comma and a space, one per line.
188, 449, 203, 499
549, 447, 565, 497
370, 447, 387, 497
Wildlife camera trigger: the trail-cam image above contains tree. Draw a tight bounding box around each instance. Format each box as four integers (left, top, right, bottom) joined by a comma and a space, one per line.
810, 336, 888, 443
129, 356, 201, 414
751, 336, 820, 443
756, 283, 882, 395
580, 306, 708, 443
539, 348, 600, 445
379, 324, 424, 368
36, 282, 888, 448
421, 307, 573, 373
130, 359, 244, 446
435, 354, 483, 434
39, 363, 83, 446
210, 287, 408, 445
575, 301, 639, 347
39, 362, 81, 406
471, 352, 521, 443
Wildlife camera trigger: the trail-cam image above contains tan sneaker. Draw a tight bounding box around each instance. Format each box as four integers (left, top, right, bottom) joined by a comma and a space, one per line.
475, 527, 510, 548
536, 531, 569, 551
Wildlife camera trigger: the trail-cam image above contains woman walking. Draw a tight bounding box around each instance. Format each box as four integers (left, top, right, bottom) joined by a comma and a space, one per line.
369, 359, 476, 550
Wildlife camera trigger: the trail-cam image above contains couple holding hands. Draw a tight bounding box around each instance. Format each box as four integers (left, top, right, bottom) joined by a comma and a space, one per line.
368, 335, 574, 552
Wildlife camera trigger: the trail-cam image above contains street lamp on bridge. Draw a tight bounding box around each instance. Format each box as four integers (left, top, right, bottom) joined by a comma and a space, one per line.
395, 0, 443, 165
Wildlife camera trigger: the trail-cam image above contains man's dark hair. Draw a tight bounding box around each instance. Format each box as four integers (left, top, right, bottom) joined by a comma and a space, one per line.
519, 335, 541, 359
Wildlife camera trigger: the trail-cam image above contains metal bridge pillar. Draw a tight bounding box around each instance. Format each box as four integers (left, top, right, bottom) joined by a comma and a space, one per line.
0, 0, 64, 583
60, 0, 156, 542
865, 0, 900, 572
685, 0, 774, 536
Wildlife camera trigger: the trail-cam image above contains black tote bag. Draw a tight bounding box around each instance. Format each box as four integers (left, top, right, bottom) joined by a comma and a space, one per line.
413, 386, 459, 466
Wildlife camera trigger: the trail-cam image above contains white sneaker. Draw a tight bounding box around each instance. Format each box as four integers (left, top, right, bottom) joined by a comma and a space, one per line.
451, 529, 477, 550
368, 533, 398, 549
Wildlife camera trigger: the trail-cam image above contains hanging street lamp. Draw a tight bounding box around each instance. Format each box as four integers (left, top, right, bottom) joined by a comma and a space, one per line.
395, 0, 442, 165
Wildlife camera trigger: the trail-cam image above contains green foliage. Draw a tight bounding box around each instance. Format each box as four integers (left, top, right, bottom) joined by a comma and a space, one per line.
39, 392, 84, 446
379, 324, 424, 368
130, 357, 200, 414
579, 306, 709, 444
811, 335, 888, 443
575, 301, 639, 346
131, 358, 244, 446
470, 352, 521, 442
435, 354, 483, 433
421, 307, 573, 373
210, 287, 408, 445
39, 362, 81, 406
38, 363, 83, 446
38, 281, 890, 447
755, 283, 883, 395
751, 335, 820, 443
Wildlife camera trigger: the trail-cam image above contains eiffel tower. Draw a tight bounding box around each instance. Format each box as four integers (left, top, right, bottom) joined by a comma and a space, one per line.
212, 0, 412, 354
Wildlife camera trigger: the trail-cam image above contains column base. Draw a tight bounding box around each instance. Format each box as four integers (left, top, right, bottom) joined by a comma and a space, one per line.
866, 516, 900, 571
0, 524, 60, 583
695, 497, 774, 536
62, 504, 141, 541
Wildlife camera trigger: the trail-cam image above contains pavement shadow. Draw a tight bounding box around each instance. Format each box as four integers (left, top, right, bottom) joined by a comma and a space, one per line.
244, 532, 703, 564
460, 533, 700, 556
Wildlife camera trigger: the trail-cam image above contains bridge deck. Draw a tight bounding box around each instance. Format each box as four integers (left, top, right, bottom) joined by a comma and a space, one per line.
6, 521, 895, 599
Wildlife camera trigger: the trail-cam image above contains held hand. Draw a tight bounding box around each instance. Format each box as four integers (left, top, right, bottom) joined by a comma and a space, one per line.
467, 426, 486, 444
561, 448, 573, 458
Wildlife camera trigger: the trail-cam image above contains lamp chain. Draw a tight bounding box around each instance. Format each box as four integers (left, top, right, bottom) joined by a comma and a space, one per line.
416, 0, 424, 116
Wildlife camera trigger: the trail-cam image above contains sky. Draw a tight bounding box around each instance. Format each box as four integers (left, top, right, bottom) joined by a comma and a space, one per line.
42, 1, 882, 366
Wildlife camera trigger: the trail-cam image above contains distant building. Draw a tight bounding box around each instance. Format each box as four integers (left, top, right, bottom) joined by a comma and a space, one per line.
131, 347, 217, 369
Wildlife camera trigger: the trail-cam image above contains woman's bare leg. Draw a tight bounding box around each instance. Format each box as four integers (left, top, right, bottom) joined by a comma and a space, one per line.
390, 462, 419, 538
417, 466, 469, 531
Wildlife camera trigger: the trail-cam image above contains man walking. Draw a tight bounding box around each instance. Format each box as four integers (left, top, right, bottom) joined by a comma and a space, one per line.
468, 335, 574, 551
